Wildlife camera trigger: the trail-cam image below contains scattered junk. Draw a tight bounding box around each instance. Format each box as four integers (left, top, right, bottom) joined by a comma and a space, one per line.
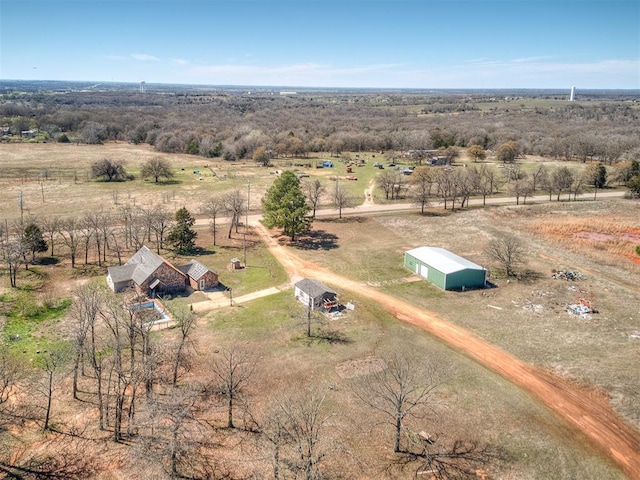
629, 331, 640, 340
345, 301, 355, 311
566, 299, 598, 319
523, 302, 544, 314
552, 269, 584, 281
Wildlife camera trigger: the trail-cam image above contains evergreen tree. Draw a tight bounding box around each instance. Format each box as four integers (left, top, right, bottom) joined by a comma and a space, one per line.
167, 207, 197, 254
262, 171, 311, 241
24, 223, 48, 262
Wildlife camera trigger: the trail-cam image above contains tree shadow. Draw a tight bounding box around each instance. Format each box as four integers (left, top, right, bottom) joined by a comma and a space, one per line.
315, 216, 370, 224
155, 179, 182, 186
190, 246, 215, 256
37, 257, 59, 266
312, 328, 352, 345
295, 230, 339, 251
516, 269, 544, 284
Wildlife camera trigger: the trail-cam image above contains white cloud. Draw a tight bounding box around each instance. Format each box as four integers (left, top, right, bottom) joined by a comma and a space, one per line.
131, 53, 159, 62
172, 58, 189, 65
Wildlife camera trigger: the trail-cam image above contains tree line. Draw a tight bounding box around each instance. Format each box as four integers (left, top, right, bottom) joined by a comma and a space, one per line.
2, 89, 638, 168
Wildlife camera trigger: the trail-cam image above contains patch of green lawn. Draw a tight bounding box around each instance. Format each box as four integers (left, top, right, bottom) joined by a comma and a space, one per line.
1, 290, 71, 359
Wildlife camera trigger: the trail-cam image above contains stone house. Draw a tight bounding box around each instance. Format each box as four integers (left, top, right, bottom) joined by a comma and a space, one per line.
107, 246, 218, 296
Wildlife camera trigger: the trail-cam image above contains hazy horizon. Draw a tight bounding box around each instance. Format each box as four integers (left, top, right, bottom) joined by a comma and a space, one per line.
2, 0, 638, 90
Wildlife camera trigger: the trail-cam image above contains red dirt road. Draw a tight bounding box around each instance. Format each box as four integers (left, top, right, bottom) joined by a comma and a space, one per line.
256, 224, 640, 479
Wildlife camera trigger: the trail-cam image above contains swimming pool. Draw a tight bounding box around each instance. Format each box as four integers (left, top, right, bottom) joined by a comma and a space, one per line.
130, 299, 174, 328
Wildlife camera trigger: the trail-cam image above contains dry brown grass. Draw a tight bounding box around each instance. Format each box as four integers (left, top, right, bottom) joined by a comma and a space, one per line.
0, 142, 270, 222
531, 217, 640, 263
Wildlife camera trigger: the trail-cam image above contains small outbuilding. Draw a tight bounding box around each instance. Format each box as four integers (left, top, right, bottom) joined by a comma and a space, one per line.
294, 278, 339, 311
404, 247, 486, 291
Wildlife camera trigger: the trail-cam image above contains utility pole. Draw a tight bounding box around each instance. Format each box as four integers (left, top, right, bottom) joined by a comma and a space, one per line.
18, 190, 24, 225
243, 180, 250, 266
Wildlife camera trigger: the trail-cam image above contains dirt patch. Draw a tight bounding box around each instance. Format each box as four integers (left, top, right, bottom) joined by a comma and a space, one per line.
335, 356, 386, 378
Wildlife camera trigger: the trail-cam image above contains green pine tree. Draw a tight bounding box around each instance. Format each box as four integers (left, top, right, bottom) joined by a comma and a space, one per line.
262, 171, 311, 241
167, 207, 197, 254
24, 223, 48, 263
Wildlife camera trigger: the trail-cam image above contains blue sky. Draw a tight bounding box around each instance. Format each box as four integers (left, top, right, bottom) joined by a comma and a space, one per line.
1, 0, 638, 89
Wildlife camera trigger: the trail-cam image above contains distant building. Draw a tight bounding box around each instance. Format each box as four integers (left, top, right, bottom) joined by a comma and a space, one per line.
404, 247, 486, 291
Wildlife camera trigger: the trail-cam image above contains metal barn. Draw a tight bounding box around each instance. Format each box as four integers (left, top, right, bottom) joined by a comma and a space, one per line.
404, 247, 486, 291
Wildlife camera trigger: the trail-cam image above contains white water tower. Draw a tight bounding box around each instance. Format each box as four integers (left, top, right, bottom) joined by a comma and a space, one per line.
140, 81, 146, 94
569, 86, 575, 101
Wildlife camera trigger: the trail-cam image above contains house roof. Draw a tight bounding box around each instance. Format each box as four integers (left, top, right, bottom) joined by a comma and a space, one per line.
108, 246, 186, 287
405, 247, 484, 275
126, 246, 168, 285
107, 263, 137, 284
178, 259, 214, 281
295, 278, 336, 299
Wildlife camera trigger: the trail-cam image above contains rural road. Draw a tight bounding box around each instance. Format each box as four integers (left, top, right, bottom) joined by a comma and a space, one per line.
253, 220, 640, 479
194, 190, 626, 227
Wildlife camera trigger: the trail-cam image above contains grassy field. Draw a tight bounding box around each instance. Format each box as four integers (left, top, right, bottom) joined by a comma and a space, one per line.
0, 143, 636, 478
291, 199, 640, 434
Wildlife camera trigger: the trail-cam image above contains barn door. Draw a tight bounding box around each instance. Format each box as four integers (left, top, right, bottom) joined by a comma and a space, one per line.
418, 264, 428, 278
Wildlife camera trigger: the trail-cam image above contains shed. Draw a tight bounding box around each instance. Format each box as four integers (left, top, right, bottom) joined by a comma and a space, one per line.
404, 247, 486, 291
294, 278, 338, 311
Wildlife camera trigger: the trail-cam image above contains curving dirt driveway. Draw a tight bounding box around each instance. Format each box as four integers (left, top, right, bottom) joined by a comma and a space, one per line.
255, 222, 640, 478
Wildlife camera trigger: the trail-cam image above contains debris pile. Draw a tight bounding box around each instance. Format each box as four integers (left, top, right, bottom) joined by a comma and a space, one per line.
552, 270, 584, 281
566, 299, 597, 319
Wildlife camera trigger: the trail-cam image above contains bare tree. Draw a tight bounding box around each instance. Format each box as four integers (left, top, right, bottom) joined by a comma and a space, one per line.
411, 166, 434, 214
149, 206, 172, 253
40, 216, 61, 257
37, 348, 69, 431
0, 232, 24, 288
509, 173, 533, 205
376, 170, 398, 200
485, 234, 527, 277
223, 189, 246, 239
142, 384, 205, 478
352, 353, 444, 454
332, 183, 355, 219
435, 168, 459, 210
171, 307, 197, 388
210, 346, 254, 429
141, 157, 174, 183
551, 166, 574, 201
200, 194, 224, 246
530, 163, 548, 193
0, 349, 23, 428
271, 388, 335, 480
69, 283, 102, 400
59, 217, 81, 269
302, 179, 326, 219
